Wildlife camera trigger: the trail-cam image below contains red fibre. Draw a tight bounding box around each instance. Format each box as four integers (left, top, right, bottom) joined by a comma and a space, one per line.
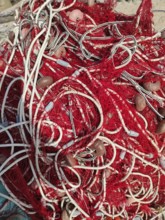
0, 0, 165, 219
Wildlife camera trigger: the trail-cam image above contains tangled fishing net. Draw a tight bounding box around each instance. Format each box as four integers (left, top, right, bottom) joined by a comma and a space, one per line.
0, 0, 165, 219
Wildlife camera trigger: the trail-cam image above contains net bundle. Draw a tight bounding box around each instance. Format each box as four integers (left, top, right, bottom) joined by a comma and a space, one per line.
0, 0, 165, 219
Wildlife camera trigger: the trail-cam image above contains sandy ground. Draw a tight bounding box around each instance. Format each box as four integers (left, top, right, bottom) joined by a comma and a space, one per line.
115, 0, 165, 31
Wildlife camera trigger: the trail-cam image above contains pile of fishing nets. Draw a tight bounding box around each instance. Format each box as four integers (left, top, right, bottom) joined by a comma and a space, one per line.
0, 0, 165, 219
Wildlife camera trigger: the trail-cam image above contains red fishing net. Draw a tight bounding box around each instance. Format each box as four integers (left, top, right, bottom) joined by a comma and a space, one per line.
0, 0, 165, 219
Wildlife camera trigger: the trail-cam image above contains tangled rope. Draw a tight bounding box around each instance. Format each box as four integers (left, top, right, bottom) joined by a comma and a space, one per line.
0, 0, 165, 219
